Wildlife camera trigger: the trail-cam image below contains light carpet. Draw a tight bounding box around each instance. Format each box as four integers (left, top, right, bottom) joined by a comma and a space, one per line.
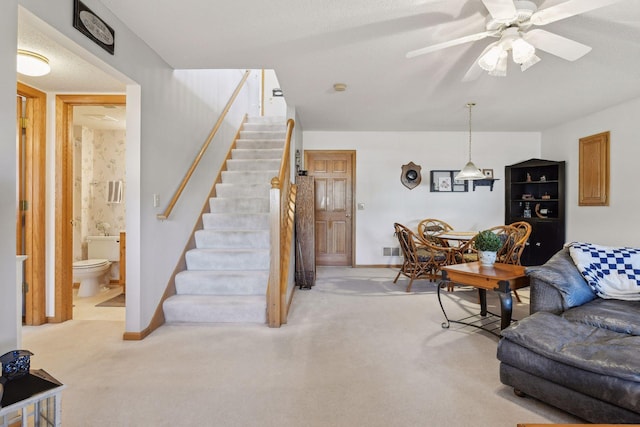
95, 292, 125, 307
22, 267, 582, 426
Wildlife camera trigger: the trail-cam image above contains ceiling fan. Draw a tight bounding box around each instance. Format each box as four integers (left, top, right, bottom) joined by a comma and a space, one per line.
406, 0, 626, 80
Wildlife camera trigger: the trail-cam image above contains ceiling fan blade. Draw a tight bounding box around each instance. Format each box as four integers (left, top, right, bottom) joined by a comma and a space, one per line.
524, 29, 592, 61
461, 61, 485, 82
531, 0, 626, 26
406, 31, 496, 59
481, 0, 517, 22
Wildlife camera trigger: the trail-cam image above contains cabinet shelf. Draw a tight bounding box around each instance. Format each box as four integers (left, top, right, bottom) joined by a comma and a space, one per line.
511, 180, 559, 185
510, 217, 561, 222
505, 159, 565, 266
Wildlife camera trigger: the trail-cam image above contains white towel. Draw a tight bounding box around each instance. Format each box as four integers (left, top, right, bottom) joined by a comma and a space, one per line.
107, 180, 123, 203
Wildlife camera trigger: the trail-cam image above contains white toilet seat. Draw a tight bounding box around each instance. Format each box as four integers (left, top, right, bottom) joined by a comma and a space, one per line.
73, 259, 109, 269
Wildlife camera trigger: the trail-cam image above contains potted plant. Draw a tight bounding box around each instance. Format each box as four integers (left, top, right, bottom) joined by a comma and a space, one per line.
475, 230, 502, 266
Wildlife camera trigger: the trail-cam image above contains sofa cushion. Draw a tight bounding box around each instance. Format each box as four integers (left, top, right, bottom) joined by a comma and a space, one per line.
563, 298, 640, 336
568, 242, 640, 301
498, 339, 640, 417
500, 312, 640, 383
526, 247, 596, 310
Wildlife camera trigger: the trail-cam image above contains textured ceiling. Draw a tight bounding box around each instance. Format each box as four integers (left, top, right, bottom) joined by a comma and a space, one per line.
17, 1, 640, 132
17, 9, 126, 94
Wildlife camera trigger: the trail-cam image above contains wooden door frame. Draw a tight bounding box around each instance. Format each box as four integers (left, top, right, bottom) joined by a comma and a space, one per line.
54, 94, 126, 322
304, 150, 356, 267
17, 83, 47, 326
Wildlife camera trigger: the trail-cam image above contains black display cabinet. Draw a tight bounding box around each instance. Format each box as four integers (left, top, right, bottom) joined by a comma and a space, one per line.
505, 159, 566, 266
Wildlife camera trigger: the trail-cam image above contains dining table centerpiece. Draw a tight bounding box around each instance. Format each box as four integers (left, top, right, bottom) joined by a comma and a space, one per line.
475, 230, 502, 266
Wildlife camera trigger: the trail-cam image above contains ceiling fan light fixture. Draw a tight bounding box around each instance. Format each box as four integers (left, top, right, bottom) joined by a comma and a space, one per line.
511, 37, 536, 64
520, 54, 541, 71
478, 45, 503, 71
17, 49, 50, 77
488, 50, 508, 77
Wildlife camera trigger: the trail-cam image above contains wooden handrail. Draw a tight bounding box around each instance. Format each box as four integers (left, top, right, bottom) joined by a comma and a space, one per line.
278, 119, 295, 186
157, 70, 251, 220
267, 118, 296, 327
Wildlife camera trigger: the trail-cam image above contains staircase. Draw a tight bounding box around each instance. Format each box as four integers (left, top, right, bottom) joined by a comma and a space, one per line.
162, 116, 286, 323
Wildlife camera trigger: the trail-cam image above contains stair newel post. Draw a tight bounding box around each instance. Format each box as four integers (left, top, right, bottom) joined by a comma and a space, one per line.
268, 176, 282, 327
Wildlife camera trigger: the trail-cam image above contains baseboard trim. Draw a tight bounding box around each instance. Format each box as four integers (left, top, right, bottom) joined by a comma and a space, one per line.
123, 327, 152, 341
353, 264, 402, 268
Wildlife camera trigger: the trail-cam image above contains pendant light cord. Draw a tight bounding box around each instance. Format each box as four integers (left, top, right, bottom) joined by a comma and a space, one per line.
467, 102, 475, 161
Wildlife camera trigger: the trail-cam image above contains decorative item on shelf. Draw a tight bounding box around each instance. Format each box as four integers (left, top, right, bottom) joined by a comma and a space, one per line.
454, 103, 486, 181
535, 204, 551, 218
542, 193, 551, 200
482, 169, 494, 178
1, 350, 33, 382
540, 175, 546, 182
523, 202, 532, 218
522, 193, 534, 200
475, 230, 502, 266
400, 162, 422, 190
526, 173, 532, 182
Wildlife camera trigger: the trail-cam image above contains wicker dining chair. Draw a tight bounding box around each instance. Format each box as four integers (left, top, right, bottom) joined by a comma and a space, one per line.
393, 223, 454, 292
417, 218, 454, 246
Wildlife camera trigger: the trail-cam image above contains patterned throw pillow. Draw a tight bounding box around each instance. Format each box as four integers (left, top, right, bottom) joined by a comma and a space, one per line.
568, 242, 640, 300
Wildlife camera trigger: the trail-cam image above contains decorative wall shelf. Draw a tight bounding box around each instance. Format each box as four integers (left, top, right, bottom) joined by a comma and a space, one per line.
472, 178, 499, 191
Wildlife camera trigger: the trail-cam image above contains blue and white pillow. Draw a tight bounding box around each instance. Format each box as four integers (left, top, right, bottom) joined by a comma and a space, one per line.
568, 242, 640, 301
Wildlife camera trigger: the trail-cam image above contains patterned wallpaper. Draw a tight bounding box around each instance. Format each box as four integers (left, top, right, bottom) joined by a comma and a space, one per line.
73, 126, 126, 265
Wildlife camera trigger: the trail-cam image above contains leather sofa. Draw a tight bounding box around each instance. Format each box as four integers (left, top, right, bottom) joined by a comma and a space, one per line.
496, 247, 640, 423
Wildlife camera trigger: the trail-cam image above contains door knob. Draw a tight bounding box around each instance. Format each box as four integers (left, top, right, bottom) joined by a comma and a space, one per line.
345, 214, 351, 218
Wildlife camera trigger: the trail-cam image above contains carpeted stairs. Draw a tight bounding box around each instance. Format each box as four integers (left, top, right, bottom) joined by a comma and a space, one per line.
163, 116, 286, 323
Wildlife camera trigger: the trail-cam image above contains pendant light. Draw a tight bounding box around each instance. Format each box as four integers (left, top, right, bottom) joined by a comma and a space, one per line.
454, 103, 485, 181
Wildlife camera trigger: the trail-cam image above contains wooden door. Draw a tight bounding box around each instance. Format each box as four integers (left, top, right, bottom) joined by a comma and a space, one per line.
16, 96, 23, 256
305, 151, 355, 266
17, 83, 47, 326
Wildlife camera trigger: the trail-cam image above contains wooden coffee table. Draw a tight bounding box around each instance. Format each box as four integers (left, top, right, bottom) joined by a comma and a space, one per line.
439, 262, 529, 334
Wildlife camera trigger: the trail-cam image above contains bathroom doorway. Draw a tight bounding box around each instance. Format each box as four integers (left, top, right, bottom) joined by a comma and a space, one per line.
55, 95, 126, 322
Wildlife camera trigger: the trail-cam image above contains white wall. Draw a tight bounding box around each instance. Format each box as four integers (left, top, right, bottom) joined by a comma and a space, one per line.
542, 96, 640, 246
6, 0, 259, 336
303, 131, 540, 265
0, 0, 18, 353
262, 69, 287, 117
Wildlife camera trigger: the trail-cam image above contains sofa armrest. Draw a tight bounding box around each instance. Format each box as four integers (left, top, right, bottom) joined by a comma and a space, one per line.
526, 247, 596, 314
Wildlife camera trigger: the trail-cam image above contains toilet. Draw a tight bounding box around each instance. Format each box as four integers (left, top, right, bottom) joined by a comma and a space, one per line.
73, 235, 120, 297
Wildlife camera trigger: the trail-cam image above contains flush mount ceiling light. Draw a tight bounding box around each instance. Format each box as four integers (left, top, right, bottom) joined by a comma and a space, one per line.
454, 103, 486, 181
333, 83, 347, 92
17, 49, 51, 77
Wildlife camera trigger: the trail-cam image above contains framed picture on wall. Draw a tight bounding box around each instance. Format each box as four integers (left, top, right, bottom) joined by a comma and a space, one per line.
430, 170, 468, 192
482, 169, 494, 178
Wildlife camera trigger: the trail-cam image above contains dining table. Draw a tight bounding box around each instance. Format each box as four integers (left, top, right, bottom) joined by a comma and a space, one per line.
437, 230, 477, 247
